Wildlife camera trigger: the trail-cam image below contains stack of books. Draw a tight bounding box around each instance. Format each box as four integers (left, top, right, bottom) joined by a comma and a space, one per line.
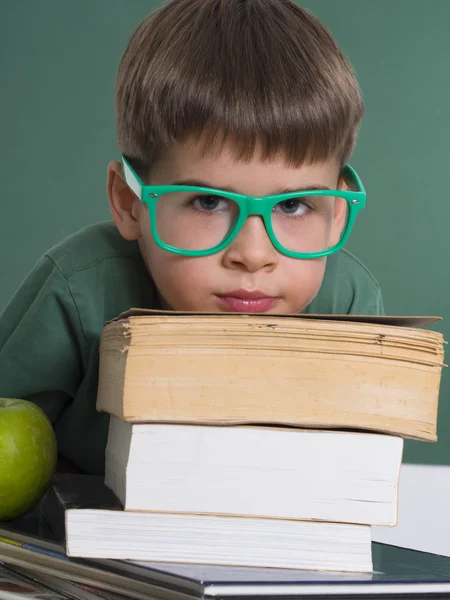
46, 310, 445, 573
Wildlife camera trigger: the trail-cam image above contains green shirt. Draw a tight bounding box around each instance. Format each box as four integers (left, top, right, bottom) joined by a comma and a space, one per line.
0, 222, 383, 474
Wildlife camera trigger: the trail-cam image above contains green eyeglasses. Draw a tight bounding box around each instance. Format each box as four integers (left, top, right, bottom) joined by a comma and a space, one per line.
122, 157, 366, 259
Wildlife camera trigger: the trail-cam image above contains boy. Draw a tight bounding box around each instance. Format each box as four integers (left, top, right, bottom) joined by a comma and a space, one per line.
0, 0, 383, 475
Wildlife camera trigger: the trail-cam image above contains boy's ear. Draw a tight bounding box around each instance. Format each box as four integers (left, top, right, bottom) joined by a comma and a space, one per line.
338, 174, 348, 192
107, 161, 142, 241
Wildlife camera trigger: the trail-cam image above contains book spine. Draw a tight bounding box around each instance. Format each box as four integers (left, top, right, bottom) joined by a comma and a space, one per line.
40, 485, 66, 545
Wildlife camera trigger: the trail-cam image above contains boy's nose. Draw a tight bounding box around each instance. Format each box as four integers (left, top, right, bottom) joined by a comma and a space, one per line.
222, 216, 278, 273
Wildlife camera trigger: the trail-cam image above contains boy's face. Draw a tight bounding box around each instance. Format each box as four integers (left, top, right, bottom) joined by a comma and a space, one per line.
108, 139, 346, 314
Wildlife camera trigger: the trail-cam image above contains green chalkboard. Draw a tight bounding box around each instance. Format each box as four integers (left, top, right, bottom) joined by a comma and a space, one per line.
1, 1, 449, 464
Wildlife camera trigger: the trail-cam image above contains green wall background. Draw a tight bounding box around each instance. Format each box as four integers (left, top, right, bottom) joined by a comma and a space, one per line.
1, 1, 449, 464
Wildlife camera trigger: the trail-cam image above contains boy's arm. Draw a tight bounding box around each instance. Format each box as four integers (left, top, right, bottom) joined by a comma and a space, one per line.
0, 255, 86, 422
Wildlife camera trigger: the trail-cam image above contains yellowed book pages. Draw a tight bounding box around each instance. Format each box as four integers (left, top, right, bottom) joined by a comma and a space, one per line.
96, 311, 445, 440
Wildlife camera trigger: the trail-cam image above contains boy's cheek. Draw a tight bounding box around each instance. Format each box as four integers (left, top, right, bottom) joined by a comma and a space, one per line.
283, 257, 327, 312
143, 247, 218, 311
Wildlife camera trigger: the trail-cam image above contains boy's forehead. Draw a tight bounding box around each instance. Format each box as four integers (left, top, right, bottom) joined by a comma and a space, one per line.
150, 137, 341, 192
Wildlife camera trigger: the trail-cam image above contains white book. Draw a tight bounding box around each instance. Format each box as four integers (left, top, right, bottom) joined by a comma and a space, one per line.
105, 418, 403, 526
41, 476, 372, 572
65, 509, 372, 572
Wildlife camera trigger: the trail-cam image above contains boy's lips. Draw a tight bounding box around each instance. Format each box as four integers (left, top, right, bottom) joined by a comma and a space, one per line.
216, 289, 279, 313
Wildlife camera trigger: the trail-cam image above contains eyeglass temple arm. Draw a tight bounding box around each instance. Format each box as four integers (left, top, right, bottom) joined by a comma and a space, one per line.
121, 155, 365, 199
122, 156, 144, 200
343, 164, 366, 194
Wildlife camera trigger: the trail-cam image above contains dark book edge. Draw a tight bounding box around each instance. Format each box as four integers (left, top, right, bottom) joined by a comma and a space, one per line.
40, 474, 122, 544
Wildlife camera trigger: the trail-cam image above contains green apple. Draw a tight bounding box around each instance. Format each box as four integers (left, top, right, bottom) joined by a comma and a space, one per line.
0, 398, 57, 520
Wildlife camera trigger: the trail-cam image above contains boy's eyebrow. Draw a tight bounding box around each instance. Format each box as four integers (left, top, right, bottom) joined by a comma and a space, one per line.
169, 179, 332, 194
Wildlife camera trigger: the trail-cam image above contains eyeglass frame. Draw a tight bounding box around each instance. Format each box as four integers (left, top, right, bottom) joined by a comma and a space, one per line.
121, 156, 366, 259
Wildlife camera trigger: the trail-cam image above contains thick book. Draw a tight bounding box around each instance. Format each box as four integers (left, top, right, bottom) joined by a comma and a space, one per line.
41, 474, 373, 572
104, 418, 403, 526
5, 522, 450, 599
95, 309, 445, 440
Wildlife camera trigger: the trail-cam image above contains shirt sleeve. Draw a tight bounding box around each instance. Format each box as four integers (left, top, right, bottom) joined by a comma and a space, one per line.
348, 281, 385, 316
0, 255, 86, 423
303, 250, 385, 316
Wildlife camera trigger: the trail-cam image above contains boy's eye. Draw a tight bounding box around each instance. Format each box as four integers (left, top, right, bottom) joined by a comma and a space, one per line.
274, 199, 309, 216
192, 195, 228, 212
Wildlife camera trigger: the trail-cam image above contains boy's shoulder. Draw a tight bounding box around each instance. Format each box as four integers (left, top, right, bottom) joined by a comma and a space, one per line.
307, 249, 383, 315
34, 222, 159, 342
44, 221, 141, 279
328, 248, 380, 287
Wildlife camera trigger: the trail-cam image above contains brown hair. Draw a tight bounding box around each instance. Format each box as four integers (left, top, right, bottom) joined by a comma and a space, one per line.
116, 0, 363, 178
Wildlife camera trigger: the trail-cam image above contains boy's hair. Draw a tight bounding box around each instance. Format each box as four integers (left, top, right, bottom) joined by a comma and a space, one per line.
116, 0, 363, 178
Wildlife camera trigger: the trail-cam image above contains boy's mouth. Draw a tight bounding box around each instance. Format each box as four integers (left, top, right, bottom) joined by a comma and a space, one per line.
216, 289, 279, 313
